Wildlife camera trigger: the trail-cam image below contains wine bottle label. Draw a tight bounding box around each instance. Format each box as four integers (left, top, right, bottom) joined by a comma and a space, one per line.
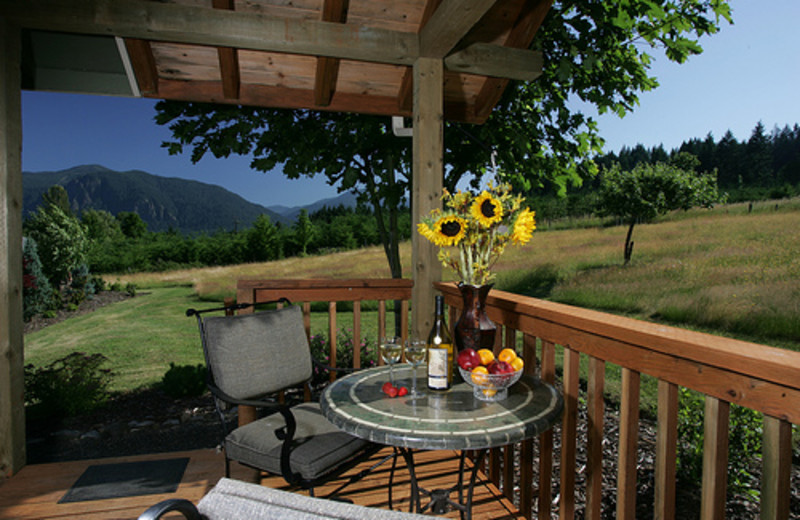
428, 347, 449, 389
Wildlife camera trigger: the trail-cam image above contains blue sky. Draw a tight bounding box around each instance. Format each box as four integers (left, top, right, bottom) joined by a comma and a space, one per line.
21, 0, 800, 208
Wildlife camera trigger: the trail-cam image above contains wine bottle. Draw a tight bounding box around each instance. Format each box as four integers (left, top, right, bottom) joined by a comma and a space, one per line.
427, 295, 454, 391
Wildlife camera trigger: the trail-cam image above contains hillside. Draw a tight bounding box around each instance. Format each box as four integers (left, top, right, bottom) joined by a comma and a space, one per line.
23, 165, 289, 233
22, 165, 358, 234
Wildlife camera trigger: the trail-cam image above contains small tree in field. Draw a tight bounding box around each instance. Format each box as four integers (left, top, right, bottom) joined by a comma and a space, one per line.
598, 153, 722, 264
293, 209, 315, 257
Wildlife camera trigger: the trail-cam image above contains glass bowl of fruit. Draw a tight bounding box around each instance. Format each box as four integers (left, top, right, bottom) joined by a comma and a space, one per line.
457, 348, 524, 402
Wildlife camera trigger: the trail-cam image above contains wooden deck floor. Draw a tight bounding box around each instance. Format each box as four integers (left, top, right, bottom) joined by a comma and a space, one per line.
0, 448, 525, 519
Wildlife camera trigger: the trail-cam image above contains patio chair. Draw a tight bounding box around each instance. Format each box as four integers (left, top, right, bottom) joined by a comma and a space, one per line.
186, 300, 382, 496
138, 477, 431, 520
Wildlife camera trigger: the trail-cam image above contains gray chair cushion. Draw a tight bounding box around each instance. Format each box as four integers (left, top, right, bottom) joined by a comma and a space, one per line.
225, 402, 371, 482
202, 306, 313, 399
197, 478, 431, 520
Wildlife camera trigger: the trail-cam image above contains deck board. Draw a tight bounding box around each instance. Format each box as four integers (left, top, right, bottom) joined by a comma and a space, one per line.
0, 448, 524, 519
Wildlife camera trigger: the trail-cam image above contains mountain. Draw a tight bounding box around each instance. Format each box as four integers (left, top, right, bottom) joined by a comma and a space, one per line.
22, 165, 354, 233
269, 192, 359, 222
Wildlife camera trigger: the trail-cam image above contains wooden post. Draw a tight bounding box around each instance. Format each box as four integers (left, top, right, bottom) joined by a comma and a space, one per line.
411, 57, 443, 339
0, 19, 26, 477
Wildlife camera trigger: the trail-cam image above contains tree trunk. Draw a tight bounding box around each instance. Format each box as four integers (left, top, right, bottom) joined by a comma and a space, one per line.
364, 159, 403, 335
624, 221, 635, 265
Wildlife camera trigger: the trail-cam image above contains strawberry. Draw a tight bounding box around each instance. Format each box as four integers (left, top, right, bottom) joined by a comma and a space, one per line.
397, 386, 408, 397
387, 387, 398, 398
382, 381, 395, 395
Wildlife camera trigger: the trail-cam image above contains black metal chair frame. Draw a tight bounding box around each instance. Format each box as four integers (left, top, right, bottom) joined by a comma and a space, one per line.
187, 299, 388, 497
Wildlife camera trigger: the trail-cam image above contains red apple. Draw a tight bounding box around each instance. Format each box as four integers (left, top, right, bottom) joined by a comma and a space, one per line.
457, 348, 482, 371
488, 360, 514, 375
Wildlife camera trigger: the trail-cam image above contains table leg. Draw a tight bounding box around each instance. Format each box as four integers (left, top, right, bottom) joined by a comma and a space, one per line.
397, 447, 488, 520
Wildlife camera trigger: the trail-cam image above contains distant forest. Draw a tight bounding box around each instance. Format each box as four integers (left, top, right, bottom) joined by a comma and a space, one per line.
531, 122, 800, 221
600, 122, 800, 195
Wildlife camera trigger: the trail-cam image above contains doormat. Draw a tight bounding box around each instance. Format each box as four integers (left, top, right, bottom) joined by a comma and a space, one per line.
59, 457, 190, 503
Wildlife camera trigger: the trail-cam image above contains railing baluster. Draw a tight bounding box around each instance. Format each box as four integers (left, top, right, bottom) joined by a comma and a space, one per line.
655, 380, 678, 520
701, 396, 730, 520
585, 356, 605, 520
617, 368, 640, 520
761, 415, 792, 520
560, 346, 580, 519
353, 301, 361, 369
539, 340, 555, 520
520, 333, 538, 520
502, 327, 518, 501
378, 300, 386, 366
328, 301, 337, 381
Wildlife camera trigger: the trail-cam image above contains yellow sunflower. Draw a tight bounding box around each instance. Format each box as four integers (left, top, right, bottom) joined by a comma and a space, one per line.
471, 191, 503, 228
511, 208, 536, 245
431, 215, 467, 246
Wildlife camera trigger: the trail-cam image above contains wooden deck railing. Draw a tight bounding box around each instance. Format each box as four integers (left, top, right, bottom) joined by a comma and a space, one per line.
235, 278, 798, 519
435, 281, 799, 520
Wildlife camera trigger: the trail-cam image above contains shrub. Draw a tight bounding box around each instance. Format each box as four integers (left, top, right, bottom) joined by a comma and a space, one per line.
309, 328, 377, 386
22, 237, 53, 321
125, 282, 138, 297
67, 263, 96, 304
161, 363, 208, 398
677, 387, 763, 497
24, 352, 114, 421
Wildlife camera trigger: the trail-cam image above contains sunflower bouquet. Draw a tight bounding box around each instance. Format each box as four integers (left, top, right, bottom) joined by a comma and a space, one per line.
417, 181, 536, 286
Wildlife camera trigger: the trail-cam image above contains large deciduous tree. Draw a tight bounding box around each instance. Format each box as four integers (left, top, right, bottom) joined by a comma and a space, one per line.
24, 203, 89, 287
597, 153, 723, 264
154, 0, 731, 277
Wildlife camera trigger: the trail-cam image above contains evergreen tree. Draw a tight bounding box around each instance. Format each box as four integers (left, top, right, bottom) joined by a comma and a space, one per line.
22, 237, 53, 321
246, 214, 281, 262
293, 209, 315, 256
745, 121, 773, 185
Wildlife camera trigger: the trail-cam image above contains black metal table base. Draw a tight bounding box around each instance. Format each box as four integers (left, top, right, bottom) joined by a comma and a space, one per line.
389, 447, 488, 520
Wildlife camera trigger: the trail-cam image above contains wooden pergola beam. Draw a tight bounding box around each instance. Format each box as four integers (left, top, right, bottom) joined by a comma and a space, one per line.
212, 0, 240, 100
474, 0, 551, 120
0, 18, 25, 478
419, 0, 499, 58
411, 57, 444, 339
1, 0, 542, 86
314, 0, 349, 107
2, 0, 419, 66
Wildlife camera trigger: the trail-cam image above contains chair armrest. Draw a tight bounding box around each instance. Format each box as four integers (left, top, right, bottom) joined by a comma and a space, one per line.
138, 498, 201, 520
208, 382, 290, 411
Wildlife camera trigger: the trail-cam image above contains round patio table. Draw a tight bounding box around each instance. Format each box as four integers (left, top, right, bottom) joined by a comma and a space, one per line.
320, 364, 563, 519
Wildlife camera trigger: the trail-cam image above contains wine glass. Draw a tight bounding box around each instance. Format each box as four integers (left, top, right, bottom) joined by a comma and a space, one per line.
380, 336, 402, 385
405, 339, 427, 398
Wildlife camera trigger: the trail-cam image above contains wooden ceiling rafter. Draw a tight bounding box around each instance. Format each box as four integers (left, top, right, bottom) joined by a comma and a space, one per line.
123, 38, 158, 95
398, 0, 443, 113
2, 0, 550, 124
419, 0, 499, 58
314, 0, 350, 107
473, 0, 552, 121
212, 0, 240, 100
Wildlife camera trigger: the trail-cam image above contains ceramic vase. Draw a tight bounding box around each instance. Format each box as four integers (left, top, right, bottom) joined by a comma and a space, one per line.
454, 283, 497, 352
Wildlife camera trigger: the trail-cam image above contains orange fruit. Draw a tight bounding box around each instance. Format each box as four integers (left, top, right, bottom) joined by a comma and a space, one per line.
498, 348, 517, 364
477, 349, 495, 366
471, 366, 489, 385
511, 357, 524, 372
